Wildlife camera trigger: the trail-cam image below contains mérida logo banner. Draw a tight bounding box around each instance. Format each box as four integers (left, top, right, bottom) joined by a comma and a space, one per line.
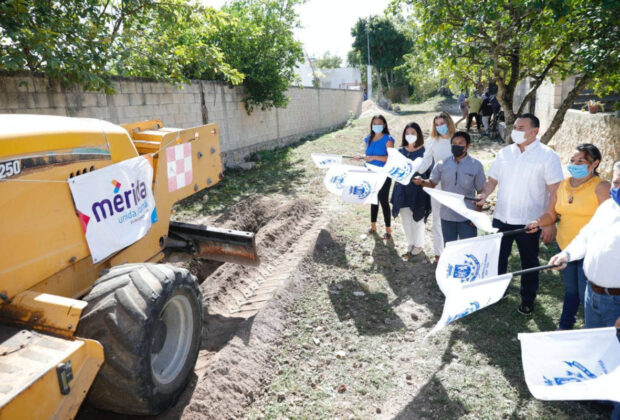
69, 155, 158, 263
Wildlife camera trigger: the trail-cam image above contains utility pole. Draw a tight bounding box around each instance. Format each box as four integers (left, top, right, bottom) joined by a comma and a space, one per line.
366, 17, 372, 100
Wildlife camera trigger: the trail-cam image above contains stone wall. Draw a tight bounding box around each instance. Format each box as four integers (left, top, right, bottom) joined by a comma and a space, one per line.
512, 77, 618, 179
0, 73, 362, 165
547, 110, 619, 179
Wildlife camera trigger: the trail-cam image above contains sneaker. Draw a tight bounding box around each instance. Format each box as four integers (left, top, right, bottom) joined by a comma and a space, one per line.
410, 246, 423, 256
518, 303, 533, 315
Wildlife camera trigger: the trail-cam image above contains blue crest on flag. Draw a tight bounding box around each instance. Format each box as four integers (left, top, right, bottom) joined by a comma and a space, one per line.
330, 175, 345, 189
349, 181, 372, 199
388, 162, 414, 181
446, 254, 481, 283
543, 360, 600, 386
445, 301, 480, 324
321, 159, 336, 166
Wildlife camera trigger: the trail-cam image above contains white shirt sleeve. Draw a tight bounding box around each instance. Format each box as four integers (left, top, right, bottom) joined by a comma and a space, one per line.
487, 152, 501, 180
544, 152, 564, 185
418, 140, 434, 173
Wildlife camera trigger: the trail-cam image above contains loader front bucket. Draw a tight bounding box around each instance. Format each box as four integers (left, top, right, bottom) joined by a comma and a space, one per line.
168, 221, 259, 265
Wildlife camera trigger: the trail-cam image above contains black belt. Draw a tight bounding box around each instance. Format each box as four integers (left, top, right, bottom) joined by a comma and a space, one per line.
589, 281, 620, 296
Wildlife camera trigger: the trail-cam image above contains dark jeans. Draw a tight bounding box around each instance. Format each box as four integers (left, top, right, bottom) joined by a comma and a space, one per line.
441, 219, 477, 244
371, 177, 392, 227
466, 112, 481, 130
493, 218, 541, 306
558, 254, 587, 329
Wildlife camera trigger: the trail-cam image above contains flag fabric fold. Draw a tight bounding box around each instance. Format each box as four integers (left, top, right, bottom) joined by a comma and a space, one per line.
367, 148, 423, 185
311, 153, 343, 168
423, 187, 497, 233
518, 327, 620, 402
341, 170, 388, 205
323, 164, 363, 196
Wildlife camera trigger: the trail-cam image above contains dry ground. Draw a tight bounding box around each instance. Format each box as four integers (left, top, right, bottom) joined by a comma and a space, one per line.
78, 97, 611, 420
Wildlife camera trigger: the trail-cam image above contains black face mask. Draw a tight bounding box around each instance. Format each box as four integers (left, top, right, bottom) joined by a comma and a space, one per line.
451, 145, 465, 157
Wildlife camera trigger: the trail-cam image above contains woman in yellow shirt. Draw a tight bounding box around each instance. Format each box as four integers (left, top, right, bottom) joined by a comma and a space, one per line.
527, 144, 610, 329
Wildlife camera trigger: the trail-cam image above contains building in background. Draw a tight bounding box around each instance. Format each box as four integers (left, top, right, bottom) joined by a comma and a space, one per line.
295, 57, 361, 90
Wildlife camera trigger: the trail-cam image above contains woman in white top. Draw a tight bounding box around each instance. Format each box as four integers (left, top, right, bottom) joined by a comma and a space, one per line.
418, 111, 456, 261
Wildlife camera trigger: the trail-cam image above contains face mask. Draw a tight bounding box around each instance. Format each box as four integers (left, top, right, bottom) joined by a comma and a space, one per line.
567, 164, 590, 179
372, 125, 384, 134
451, 145, 465, 157
405, 134, 416, 144
511, 129, 526, 144
611, 187, 620, 206
436, 124, 449, 136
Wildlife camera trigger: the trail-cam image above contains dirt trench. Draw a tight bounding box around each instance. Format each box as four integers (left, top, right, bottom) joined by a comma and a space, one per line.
78, 195, 328, 420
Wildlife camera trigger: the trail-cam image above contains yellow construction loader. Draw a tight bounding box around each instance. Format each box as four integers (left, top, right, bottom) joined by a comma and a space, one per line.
0, 115, 258, 418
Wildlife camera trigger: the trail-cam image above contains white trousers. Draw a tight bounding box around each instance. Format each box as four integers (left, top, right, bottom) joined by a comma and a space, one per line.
430, 196, 444, 256
399, 207, 425, 248
482, 115, 490, 131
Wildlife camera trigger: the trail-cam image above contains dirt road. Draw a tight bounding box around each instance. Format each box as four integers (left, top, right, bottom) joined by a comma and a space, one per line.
78, 97, 608, 419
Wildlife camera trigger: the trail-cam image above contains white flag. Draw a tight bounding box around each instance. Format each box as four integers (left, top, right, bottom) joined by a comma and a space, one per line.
311, 153, 343, 169
367, 148, 423, 185
323, 164, 366, 196
429, 273, 512, 334
423, 187, 497, 233
519, 327, 620, 402
69, 156, 158, 263
435, 233, 503, 295
341, 170, 388, 205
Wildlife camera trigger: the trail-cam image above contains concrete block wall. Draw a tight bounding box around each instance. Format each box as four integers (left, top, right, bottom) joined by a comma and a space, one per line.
0, 73, 362, 165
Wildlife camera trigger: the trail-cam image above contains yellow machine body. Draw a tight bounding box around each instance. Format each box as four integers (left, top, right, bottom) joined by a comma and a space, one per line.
0, 114, 224, 419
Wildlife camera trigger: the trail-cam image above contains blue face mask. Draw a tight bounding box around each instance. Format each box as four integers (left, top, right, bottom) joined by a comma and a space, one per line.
611, 187, 620, 206
372, 125, 384, 134
567, 164, 590, 179
436, 124, 449, 135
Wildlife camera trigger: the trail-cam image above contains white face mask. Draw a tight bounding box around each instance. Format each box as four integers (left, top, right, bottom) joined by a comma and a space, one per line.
405, 134, 416, 144
511, 129, 527, 144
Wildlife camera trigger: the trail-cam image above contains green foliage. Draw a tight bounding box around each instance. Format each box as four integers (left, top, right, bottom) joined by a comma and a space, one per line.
0, 0, 304, 112
315, 51, 343, 69
350, 16, 409, 73
214, 0, 305, 112
393, 0, 620, 123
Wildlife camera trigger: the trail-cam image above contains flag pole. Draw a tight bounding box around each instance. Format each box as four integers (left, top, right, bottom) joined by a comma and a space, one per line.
463, 263, 557, 289
509, 263, 557, 277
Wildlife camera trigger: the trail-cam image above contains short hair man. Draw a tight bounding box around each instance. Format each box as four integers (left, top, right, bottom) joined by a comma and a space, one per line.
477, 114, 564, 314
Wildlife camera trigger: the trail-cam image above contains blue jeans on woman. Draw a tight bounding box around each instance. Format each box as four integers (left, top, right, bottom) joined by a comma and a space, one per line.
441, 219, 477, 244
558, 257, 587, 329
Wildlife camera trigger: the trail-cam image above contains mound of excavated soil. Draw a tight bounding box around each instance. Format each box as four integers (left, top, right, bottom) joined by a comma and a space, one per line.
161, 196, 327, 420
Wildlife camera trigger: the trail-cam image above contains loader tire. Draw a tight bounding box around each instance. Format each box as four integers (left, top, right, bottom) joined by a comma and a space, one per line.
77, 263, 203, 415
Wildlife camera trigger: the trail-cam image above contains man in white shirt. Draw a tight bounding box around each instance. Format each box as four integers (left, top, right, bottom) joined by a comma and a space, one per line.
477, 114, 564, 314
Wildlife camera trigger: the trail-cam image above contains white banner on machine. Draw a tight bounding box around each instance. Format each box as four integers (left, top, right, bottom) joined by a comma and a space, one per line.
69, 155, 158, 263
367, 148, 423, 185
323, 164, 367, 196
423, 187, 497, 233
435, 233, 503, 294
341, 170, 388, 205
311, 153, 343, 169
518, 327, 620, 402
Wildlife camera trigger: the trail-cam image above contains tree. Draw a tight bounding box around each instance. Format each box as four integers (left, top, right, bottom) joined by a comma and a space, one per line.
394, 0, 620, 142
351, 16, 410, 99
315, 52, 343, 69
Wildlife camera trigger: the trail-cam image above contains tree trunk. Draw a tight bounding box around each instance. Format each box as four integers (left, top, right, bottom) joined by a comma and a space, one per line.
540, 75, 591, 144
375, 68, 384, 99
384, 72, 391, 92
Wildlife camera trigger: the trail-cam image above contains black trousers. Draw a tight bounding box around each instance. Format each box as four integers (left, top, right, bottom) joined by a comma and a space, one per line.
493, 218, 541, 305
466, 112, 481, 130
371, 178, 392, 227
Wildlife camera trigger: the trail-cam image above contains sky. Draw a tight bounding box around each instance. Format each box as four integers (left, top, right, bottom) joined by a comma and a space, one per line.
200, 0, 392, 64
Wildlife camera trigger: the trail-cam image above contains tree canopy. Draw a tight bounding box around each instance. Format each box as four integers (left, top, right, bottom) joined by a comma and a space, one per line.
0, 0, 304, 112
392, 0, 620, 141
315, 52, 343, 69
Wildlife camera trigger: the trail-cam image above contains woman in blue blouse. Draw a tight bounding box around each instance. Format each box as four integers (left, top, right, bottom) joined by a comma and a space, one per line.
391, 122, 432, 256
355, 115, 394, 239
